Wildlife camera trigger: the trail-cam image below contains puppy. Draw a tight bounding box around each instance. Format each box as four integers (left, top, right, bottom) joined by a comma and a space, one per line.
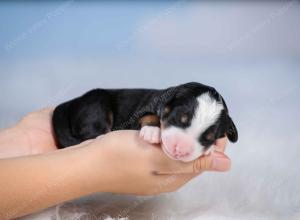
52, 82, 238, 162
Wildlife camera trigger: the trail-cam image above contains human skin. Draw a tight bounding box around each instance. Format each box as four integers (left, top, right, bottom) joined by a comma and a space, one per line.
0, 108, 231, 219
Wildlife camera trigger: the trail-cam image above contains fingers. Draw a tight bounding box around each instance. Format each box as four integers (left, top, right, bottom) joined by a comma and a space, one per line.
31, 107, 54, 116
40, 107, 54, 113
108, 131, 230, 177
214, 136, 228, 153
155, 136, 230, 175
156, 151, 231, 175
191, 151, 231, 173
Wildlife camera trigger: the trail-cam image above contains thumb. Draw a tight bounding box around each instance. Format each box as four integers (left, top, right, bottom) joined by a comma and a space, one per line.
190, 151, 231, 173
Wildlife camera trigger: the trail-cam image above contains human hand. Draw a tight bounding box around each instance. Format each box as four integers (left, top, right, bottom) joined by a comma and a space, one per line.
156, 136, 230, 174
0, 110, 231, 219
82, 130, 231, 195
18, 108, 58, 153
0, 108, 57, 158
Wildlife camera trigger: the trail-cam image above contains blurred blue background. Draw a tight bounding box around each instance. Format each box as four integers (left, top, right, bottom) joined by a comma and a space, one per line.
1, 1, 300, 220
1, 1, 299, 128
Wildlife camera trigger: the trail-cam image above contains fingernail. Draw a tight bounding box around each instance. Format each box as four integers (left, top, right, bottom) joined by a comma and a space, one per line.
212, 154, 231, 171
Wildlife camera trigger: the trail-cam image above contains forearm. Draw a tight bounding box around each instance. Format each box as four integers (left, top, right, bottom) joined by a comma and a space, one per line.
0, 144, 98, 219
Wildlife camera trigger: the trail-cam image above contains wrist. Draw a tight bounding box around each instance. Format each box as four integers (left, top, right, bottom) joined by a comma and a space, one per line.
43, 144, 102, 199
76, 138, 115, 194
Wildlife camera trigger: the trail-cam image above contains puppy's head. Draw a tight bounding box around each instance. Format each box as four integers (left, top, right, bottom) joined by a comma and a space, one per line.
158, 82, 238, 162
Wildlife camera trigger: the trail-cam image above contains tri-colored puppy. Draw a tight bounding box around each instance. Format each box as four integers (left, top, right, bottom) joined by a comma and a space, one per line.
52, 82, 238, 162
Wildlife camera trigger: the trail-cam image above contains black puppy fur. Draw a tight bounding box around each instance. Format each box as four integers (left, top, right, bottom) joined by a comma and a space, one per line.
52, 82, 238, 148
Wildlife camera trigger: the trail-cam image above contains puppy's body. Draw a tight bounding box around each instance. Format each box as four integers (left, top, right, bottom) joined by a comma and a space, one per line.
53, 82, 238, 162
53, 88, 166, 147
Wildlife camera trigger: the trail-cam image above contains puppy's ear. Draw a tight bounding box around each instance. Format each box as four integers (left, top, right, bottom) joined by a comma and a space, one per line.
226, 116, 238, 143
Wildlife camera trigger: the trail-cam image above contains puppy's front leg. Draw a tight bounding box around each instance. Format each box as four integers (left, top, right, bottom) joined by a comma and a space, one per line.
139, 115, 161, 144
140, 126, 161, 144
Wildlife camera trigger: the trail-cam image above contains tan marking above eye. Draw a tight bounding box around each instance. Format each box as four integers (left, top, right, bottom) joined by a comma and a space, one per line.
164, 106, 171, 114
206, 133, 214, 141
180, 114, 188, 124
139, 115, 160, 127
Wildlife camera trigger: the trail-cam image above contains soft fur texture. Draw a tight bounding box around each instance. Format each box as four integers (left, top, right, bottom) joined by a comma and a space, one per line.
187, 93, 224, 136
52, 82, 237, 162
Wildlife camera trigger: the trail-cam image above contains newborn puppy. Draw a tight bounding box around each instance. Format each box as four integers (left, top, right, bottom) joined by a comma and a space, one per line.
53, 82, 238, 162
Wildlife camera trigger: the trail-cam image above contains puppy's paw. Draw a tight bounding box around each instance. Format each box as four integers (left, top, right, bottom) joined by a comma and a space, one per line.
140, 126, 161, 144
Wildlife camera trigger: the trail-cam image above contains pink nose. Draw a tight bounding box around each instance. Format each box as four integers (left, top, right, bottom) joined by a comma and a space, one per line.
161, 131, 194, 159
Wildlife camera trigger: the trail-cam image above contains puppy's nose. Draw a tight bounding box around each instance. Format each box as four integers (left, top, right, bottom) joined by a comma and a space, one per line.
161, 131, 194, 159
